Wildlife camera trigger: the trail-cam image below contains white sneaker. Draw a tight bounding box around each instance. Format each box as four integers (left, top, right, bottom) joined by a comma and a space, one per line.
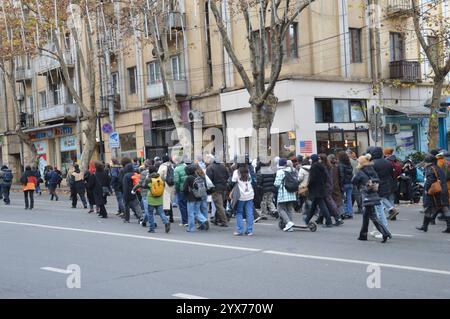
254, 216, 262, 223
287, 228, 294, 232
283, 221, 295, 231
370, 230, 381, 238
375, 233, 383, 239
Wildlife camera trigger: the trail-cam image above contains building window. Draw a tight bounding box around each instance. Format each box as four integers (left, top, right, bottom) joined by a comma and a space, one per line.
315, 99, 367, 123
171, 55, 184, 80
350, 28, 362, 63
120, 132, 137, 159
147, 61, 161, 85
39, 91, 47, 109
128, 66, 137, 95
390, 32, 404, 62
112, 72, 119, 94
253, 23, 298, 63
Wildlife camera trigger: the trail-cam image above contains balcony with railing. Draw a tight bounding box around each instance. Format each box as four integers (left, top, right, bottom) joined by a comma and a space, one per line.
389, 60, 421, 82
386, 0, 413, 17
164, 12, 186, 30
15, 66, 33, 81
146, 80, 188, 100
39, 102, 78, 123
100, 94, 121, 113
36, 50, 75, 75
20, 113, 35, 128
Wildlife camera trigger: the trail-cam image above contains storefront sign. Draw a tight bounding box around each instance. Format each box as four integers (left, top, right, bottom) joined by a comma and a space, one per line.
54, 126, 73, 136
29, 126, 73, 140
60, 136, 78, 152
109, 132, 120, 149
33, 141, 47, 155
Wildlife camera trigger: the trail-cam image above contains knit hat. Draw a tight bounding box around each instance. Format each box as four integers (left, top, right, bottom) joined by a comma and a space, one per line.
310, 154, 319, 163
278, 158, 288, 167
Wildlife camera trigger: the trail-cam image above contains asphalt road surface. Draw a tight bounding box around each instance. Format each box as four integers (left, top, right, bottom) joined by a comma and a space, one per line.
0, 191, 449, 299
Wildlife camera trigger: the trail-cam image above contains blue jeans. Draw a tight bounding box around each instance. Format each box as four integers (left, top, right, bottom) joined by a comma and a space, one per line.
236, 200, 254, 234
187, 201, 207, 232
200, 197, 209, 220
343, 184, 353, 216
142, 196, 149, 223
115, 191, 125, 213
148, 205, 169, 231
381, 197, 394, 212
375, 203, 389, 229
177, 191, 188, 224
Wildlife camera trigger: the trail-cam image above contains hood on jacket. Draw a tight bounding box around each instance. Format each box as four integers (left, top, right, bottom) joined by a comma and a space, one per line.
123, 163, 135, 174
185, 164, 197, 176
1, 165, 8, 170
367, 146, 383, 160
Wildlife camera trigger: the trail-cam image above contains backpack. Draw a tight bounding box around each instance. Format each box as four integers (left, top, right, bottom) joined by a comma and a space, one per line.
191, 176, 207, 199
283, 170, 299, 193
165, 165, 175, 187
362, 170, 379, 193
392, 161, 402, 179
150, 176, 165, 197
2, 171, 13, 183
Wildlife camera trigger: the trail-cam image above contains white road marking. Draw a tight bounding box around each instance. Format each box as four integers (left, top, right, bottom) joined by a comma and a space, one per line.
0, 220, 261, 252
173, 293, 208, 299
262, 250, 450, 276
392, 233, 414, 237
41, 267, 72, 274
2, 220, 450, 277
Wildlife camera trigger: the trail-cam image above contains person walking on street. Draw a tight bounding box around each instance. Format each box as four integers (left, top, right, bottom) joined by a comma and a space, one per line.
133, 165, 171, 233
274, 158, 299, 232
206, 155, 230, 227
183, 164, 209, 233
158, 155, 175, 223
255, 159, 277, 222
352, 156, 392, 243
231, 164, 255, 236
328, 154, 344, 221
416, 155, 450, 233
122, 162, 144, 223
174, 155, 190, 226
20, 166, 37, 210
33, 167, 42, 196
0, 165, 13, 205
68, 164, 88, 209
305, 154, 333, 227
338, 151, 354, 219
110, 158, 125, 216
45, 167, 59, 201
298, 158, 311, 214
86, 161, 111, 219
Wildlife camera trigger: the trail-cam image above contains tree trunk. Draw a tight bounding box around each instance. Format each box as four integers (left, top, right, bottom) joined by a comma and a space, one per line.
80, 115, 97, 172
428, 78, 444, 150
251, 94, 278, 162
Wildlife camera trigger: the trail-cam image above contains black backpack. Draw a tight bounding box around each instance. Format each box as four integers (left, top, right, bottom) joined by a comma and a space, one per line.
191, 176, 207, 199
283, 170, 299, 193
2, 171, 13, 183
165, 165, 175, 187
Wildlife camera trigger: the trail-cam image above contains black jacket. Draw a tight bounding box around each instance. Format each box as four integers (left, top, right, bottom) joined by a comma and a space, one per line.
423, 164, 449, 208
110, 165, 122, 192
206, 162, 229, 192
338, 163, 354, 188
308, 162, 328, 199
352, 164, 380, 207
367, 147, 394, 198
256, 166, 277, 194
86, 170, 110, 206
183, 164, 202, 202
122, 163, 137, 203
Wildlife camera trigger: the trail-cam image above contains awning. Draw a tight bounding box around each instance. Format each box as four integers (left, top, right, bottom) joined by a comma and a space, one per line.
383, 103, 445, 118
424, 95, 450, 107
22, 123, 66, 133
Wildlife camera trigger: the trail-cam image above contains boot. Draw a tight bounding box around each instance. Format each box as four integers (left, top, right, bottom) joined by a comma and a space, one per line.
443, 218, 450, 233
416, 216, 431, 232
358, 233, 368, 241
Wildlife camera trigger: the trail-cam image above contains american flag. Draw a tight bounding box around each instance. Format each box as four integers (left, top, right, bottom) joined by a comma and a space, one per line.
300, 141, 313, 154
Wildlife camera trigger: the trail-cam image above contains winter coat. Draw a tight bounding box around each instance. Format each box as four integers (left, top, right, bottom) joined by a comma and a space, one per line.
174, 163, 187, 193
45, 170, 60, 186
86, 170, 110, 206
298, 165, 311, 189
158, 162, 173, 210
324, 166, 333, 194
423, 164, 449, 208
20, 170, 37, 191
274, 167, 298, 203
206, 162, 229, 192
352, 164, 380, 207
256, 166, 277, 194
110, 165, 122, 192
70, 170, 86, 194
307, 162, 328, 199
330, 165, 342, 205
0, 168, 13, 186
122, 163, 137, 203
183, 164, 202, 202
367, 146, 394, 198
338, 163, 354, 188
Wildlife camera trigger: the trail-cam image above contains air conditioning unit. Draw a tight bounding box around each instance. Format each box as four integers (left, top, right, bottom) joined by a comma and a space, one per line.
386, 123, 400, 135
188, 109, 203, 123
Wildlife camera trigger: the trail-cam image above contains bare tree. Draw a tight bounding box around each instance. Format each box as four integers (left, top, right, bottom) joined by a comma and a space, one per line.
412, 0, 450, 150
209, 0, 315, 159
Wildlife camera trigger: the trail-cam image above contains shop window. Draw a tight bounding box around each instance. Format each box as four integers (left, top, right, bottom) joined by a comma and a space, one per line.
120, 132, 137, 159
315, 99, 367, 123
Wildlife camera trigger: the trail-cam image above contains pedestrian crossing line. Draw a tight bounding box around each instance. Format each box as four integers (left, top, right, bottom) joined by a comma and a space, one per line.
173, 293, 208, 299
262, 250, 450, 276
2, 220, 450, 277
392, 233, 414, 237
41, 267, 72, 274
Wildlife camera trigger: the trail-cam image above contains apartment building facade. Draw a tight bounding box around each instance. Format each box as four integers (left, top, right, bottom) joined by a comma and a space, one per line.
0, 0, 448, 179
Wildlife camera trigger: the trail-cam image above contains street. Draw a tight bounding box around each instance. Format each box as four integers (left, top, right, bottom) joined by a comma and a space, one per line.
0, 192, 449, 299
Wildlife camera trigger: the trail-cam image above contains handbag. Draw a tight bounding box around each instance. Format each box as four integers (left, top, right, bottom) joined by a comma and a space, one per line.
229, 183, 241, 210
427, 167, 442, 196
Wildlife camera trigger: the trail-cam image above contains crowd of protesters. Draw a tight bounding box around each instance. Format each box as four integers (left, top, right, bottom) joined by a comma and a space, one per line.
3, 146, 450, 240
